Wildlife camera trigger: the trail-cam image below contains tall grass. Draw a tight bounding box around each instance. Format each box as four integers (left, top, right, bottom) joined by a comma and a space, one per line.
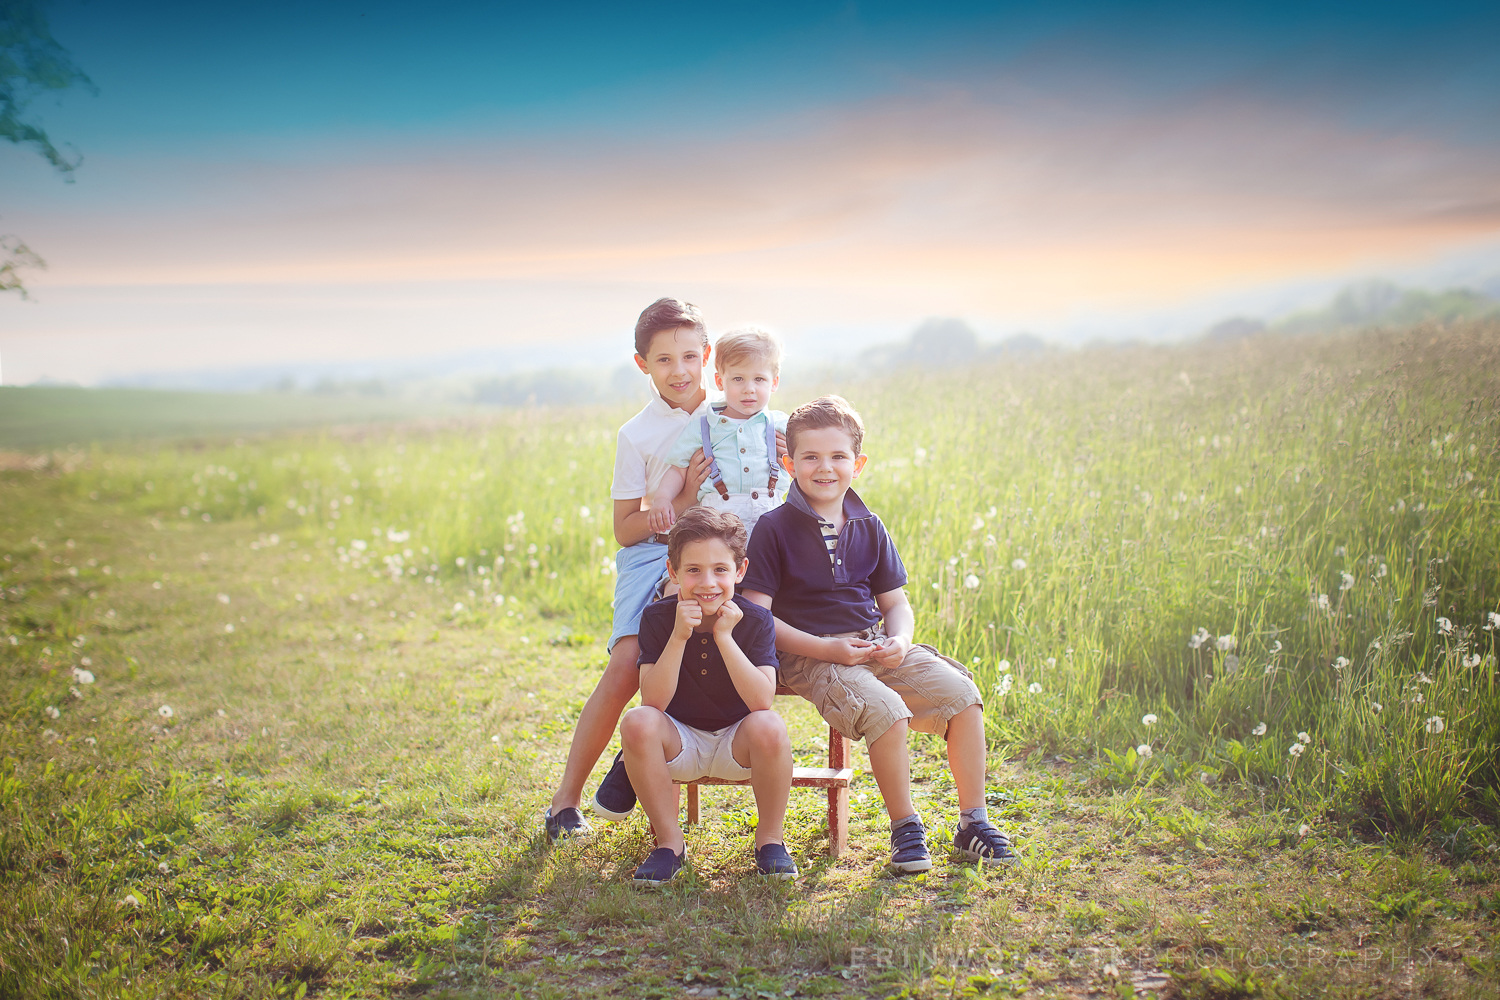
49, 320, 1500, 832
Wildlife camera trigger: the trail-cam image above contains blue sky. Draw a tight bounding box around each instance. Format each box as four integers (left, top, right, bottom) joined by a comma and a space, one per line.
4, 0, 1500, 384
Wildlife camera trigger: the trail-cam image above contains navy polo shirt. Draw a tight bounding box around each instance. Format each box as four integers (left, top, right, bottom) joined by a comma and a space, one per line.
742, 482, 908, 636
636, 595, 779, 732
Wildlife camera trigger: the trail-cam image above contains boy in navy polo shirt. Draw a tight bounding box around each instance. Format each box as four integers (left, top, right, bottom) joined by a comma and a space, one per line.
620, 506, 798, 885
743, 395, 1019, 872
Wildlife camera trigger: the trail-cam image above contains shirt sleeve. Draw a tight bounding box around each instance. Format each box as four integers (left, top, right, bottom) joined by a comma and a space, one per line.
610, 425, 647, 500
741, 516, 783, 598
635, 602, 671, 666
771, 409, 789, 433
867, 516, 909, 594
664, 417, 705, 469
736, 604, 780, 672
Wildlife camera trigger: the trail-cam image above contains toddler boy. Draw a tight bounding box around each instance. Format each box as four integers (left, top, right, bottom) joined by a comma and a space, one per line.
621, 506, 798, 884
543, 297, 714, 841
742, 395, 1019, 871
648, 326, 788, 540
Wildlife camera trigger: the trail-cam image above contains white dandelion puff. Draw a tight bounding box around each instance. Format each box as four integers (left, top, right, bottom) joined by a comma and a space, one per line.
1216, 634, 1236, 652
1188, 627, 1210, 649
1463, 653, 1482, 668
119, 894, 140, 908
224, 623, 234, 633
1411, 692, 1425, 705
44, 705, 60, 719
455, 556, 466, 567
963, 574, 980, 590
1377, 563, 1388, 578
1371, 702, 1382, 713
1252, 722, 1267, 736
1028, 682, 1043, 694
1486, 611, 1500, 631
1332, 657, 1350, 672
1425, 716, 1445, 734
42, 728, 59, 741
1270, 640, 1283, 655
1289, 743, 1306, 758
158, 705, 174, 718
1223, 654, 1241, 674
1011, 558, 1027, 571
1416, 671, 1433, 684
1044, 656, 1057, 668
72, 668, 94, 684
997, 659, 1011, 672
1317, 594, 1330, 611
1136, 744, 1153, 758
1340, 572, 1355, 591
1142, 713, 1158, 726
452, 602, 465, 612
216, 593, 230, 605
994, 675, 1013, 697
1437, 617, 1453, 635
157, 862, 170, 874
1298, 731, 1311, 744
1298, 823, 1312, 837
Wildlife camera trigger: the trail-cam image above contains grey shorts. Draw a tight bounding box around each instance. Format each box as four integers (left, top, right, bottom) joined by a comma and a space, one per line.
777, 628, 982, 745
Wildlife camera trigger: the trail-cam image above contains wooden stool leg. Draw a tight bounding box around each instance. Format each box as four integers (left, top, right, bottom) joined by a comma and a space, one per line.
686, 783, 700, 826
828, 724, 849, 857
828, 784, 849, 857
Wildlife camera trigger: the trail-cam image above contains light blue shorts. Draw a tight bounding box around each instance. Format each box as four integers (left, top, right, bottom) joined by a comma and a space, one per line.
607, 539, 670, 652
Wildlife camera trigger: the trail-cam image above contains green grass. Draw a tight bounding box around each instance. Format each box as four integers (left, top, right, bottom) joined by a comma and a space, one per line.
1, 321, 1498, 998
0, 386, 471, 451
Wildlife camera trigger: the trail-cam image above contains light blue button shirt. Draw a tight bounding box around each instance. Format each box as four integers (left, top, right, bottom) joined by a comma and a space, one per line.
667, 406, 788, 501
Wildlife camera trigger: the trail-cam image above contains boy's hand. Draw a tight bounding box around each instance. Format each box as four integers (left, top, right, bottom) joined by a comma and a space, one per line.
673, 599, 703, 639
822, 636, 880, 666
682, 449, 711, 499
646, 499, 676, 534
711, 597, 743, 638
865, 635, 910, 669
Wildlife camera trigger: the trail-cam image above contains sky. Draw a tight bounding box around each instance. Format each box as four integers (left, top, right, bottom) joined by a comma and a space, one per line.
3, 0, 1500, 385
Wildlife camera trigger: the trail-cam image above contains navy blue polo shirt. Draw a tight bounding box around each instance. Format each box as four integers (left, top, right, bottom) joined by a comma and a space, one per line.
636, 595, 779, 732
742, 482, 908, 636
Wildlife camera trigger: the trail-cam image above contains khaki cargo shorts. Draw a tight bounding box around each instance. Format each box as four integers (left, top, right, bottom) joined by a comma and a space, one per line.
777, 627, 982, 746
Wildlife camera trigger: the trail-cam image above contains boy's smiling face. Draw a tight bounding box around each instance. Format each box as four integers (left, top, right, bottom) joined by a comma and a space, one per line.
668, 536, 747, 621
783, 425, 867, 512
714, 360, 778, 420
635, 326, 710, 410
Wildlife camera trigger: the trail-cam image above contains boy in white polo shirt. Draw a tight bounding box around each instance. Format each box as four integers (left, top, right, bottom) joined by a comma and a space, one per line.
543, 297, 714, 841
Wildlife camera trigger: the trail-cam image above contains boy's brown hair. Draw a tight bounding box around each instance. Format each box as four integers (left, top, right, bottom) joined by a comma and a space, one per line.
667, 506, 748, 568
714, 326, 782, 375
785, 394, 865, 457
635, 298, 708, 357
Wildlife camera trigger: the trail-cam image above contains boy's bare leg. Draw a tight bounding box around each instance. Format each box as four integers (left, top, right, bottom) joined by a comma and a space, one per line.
549, 636, 640, 813
619, 706, 686, 853
730, 710, 792, 847
945, 704, 987, 812
866, 719, 917, 821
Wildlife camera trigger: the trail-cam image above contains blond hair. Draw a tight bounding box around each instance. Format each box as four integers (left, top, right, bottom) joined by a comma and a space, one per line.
713, 326, 782, 376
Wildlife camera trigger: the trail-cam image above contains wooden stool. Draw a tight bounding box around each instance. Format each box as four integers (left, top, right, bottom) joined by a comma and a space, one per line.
676, 685, 855, 857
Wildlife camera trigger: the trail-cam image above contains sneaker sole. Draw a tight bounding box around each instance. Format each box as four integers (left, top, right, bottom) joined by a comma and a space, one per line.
590, 793, 636, 822
757, 870, 800, 881
955, 851, 1019, 867
631, 874, 679, 887
888, 857, 933, 874
544, 813, 594, 843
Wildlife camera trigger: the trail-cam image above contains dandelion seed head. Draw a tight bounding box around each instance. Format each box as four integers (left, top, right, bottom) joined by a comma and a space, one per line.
1289, 743, 1306, 757
224, 623, 234, 633
1028, 682, 1043, 694
73, 668, 94, 684
158, 705, 173, 718
119, 894, 140, 908
1298, 731, 1311, 744
1011, 558, 1027, 571
1223, 654, 1241, 673
1437, 617, 1453, 635
1486, 611, 1500, 631
1411, 692, 1424, 705
1298, 823, 1312, 837
1252, 722, 1267, 736
1136, 744, 1153, 758
1462, 653, 1482, 668
1425, 716, 1445, 734
1332, 656, 1350, 672
44, 705, 60, 719
963, 574, 980, 590
997, 659, 1010, 672
1142, 713, 1158, 726
1216, 634, 1236, 652
1340, 572, 1355, 591
1317, 594, 1330, 611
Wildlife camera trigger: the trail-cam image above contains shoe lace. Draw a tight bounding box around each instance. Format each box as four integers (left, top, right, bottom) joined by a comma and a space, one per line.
891, 822, 927, 854
965, 821, 1013, 856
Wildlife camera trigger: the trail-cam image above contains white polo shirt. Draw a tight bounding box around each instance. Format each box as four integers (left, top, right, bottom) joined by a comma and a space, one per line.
610, 391, 714, 502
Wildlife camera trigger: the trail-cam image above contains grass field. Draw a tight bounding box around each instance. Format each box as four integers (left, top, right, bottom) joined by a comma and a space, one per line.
2, 321, 1498, 998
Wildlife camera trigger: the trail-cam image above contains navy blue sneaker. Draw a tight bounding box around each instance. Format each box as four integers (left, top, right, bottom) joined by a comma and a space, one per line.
953, 821, 1019, 867
889, 818, 932, 874
592, 750, 637, 821
544, 806, 592, 843
632, 847, 685, 886
754, 843, 800, 881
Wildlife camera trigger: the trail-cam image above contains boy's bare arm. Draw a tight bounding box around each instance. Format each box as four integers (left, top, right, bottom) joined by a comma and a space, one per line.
640, 603, 698, 709
710, 599, 775, 710
612, 450, 712, 546
646, 467, 687, 533
741, 589, 880, 666
866, 587, 914, 668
